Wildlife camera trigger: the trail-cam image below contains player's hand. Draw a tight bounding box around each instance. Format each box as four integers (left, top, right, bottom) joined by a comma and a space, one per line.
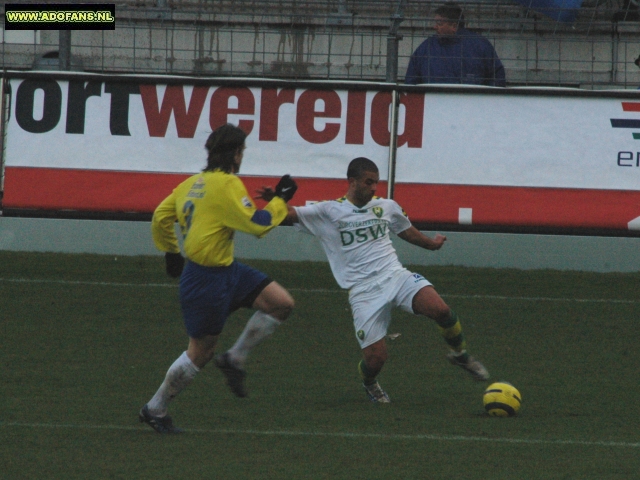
431, 234, 447, 250
275, 174, 298, 202
165, 252, 185, 278
255, 185, 276, 202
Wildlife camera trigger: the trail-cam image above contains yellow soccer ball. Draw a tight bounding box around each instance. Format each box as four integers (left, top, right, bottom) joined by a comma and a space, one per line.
483, 382, 522, 417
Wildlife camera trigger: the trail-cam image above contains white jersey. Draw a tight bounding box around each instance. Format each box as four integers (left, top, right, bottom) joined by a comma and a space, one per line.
294, 197, 412, 289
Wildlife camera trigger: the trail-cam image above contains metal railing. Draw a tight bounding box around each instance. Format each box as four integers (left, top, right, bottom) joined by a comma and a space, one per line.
1, 0, 639, 88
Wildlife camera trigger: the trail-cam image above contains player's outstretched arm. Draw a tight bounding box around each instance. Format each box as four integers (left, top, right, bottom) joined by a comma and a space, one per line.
285, 206, 299, 224
278, 206, 299, 226
224, 175, 298, 237
397, 226, 446, 251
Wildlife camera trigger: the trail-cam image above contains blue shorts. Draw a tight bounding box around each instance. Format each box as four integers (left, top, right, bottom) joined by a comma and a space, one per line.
179, 260, 272, 338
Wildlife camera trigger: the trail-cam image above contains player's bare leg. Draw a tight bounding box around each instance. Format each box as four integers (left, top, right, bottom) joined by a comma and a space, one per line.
412, 285, 489, 381
252, 281, 295, 322
187, 334, 219, 368
216, 281, 294, 397
362, 338, 388, 375
411, 285, 450, 320
359, 339, 391, 403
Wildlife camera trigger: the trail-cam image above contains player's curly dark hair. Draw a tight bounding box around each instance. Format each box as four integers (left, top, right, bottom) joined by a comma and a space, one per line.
204, 123, 247, 173
347, 157, 379, 180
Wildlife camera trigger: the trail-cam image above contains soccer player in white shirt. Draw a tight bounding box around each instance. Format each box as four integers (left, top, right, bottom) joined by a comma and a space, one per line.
288, 157, 489, 403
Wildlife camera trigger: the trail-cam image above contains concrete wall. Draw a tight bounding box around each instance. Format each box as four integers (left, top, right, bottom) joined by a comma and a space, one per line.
1, 216, 638, 272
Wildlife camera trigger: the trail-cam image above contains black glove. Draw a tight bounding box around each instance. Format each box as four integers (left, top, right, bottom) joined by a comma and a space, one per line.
165, 252, 185, 278
274, 174, 298, 202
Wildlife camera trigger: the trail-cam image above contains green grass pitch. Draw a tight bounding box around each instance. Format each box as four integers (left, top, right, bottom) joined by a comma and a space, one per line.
1, 251, 639, 479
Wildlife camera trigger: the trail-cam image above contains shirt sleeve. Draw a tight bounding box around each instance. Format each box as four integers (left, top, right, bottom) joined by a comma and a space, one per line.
221, 175, 288, 238
293, 202, 326, 236
151, 191, 181, 253
388, 200, 412, 234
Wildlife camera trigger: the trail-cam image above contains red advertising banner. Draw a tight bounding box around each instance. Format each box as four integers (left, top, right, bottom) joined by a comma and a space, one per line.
2, 73, 639, 235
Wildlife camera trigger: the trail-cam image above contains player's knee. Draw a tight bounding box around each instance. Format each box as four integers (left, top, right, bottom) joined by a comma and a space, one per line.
417, 301, 450, 322
187, 339, 217, 369
269, 294, 294, 322
255, 283, 295, 321
277, 296, 295, 321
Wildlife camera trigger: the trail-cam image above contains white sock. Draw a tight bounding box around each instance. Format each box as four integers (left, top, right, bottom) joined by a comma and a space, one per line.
147, 351, 199, 417
228, 311, 281, 368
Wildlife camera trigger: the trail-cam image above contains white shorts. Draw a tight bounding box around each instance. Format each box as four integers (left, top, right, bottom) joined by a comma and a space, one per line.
348, 268, 432, 349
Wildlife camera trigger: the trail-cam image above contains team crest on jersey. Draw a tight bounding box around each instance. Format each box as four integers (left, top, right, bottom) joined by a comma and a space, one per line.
372, 207, 383, 218
241, 196, 252, 208
357, 330, 365, 340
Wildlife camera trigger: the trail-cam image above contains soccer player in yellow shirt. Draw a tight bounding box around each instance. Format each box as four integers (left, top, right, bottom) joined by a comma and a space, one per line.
139, 123, 298, 433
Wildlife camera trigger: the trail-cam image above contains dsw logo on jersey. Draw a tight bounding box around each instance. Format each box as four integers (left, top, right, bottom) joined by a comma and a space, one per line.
340, 222, 388, 246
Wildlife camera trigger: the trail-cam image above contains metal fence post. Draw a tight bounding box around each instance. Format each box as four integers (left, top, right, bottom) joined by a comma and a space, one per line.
386, 0, 406, 200
387, 89, 399, 200
386, 35, 399, 84
0, 76, 9, 206
59, 30, 71, 70
385, 0, 406, 83
611, 23, 619, 85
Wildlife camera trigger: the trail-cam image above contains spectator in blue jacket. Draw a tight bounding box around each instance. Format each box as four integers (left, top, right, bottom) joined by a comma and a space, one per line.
405, 3, 506, 86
